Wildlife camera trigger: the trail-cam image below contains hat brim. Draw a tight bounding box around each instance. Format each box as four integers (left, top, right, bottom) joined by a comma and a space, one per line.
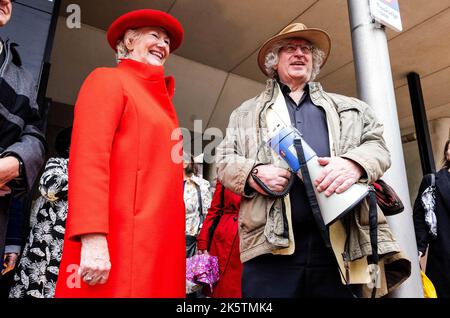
257, 29, 331, 77
107, 9, 184, 53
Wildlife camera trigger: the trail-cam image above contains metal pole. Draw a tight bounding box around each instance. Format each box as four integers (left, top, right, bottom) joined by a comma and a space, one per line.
407, 72, 436, 175
347, 0, 423, 297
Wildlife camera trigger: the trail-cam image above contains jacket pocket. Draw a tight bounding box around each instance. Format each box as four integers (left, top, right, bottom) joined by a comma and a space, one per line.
132, 170, 142, 215
239, 197, 268, 234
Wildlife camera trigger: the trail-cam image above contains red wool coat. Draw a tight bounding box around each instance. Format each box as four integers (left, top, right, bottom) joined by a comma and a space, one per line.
55, 59, 185, 298
197, 181, 242, 298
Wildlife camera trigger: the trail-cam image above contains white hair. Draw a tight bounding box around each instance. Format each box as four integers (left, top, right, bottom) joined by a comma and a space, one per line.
115, 28, 148, 63
264, 38, 326, 81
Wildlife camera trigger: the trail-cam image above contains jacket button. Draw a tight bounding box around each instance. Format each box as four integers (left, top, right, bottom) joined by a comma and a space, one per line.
233, 217, 237, 221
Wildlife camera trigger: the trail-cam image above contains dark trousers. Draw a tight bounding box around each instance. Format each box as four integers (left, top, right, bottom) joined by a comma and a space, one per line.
0, 196, 11, 256
242, 221, 360, 298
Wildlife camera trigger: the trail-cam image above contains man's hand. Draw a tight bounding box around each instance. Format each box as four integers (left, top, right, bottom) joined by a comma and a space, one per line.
0, 185, 11, 197
2, 253, 19, 275
0, 156, 20, 188
247, 164, 291, 196
314, 157, 364, 197
79, 234, 111, 286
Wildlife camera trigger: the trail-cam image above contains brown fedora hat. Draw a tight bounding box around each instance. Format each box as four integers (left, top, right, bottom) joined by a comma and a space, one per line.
257, 23, 331, 76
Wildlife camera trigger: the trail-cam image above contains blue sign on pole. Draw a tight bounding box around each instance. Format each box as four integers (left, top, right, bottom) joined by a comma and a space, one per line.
382, 0, 400, 11
369, 0, 403, 32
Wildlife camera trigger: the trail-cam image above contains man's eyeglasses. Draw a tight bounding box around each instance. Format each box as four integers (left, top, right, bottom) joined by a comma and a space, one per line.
282, 44, 313, 54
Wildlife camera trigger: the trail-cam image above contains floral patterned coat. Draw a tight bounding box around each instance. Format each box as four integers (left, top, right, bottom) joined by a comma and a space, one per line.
9, 157, 68, 298
184, 175, 212, 237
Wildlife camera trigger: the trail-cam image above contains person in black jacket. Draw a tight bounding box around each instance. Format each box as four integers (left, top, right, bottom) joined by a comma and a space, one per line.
413, 139, 450, 298
9, 127, 71, 298
0, 0, 46, 261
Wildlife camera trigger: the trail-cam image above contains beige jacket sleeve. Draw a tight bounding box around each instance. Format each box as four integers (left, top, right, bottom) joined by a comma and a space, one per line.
216, 109, 258, 197
339, 98, 391, 183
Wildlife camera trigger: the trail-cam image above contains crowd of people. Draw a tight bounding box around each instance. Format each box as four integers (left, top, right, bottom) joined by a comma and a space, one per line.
0, 0, 448, 298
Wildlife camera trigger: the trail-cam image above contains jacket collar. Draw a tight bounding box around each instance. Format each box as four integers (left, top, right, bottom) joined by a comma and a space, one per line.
260, 79, 342, 159
261, 79, 325, 107
118, 58, 165, 81
0, 39, 23, 74
118, 58, 175, 98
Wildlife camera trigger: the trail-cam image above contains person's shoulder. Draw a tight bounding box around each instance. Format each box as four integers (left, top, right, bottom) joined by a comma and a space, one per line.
192, 175, 211, 190
83, 67, 124, 89
87, 66, 121, 80
233, 94, 260, 113
324, 90, 369, 111
200, 178, 211, 188
436, 169, 448, 179
192, 175, 209, 186
232, 80, 272, 114
3, 47, 37, 89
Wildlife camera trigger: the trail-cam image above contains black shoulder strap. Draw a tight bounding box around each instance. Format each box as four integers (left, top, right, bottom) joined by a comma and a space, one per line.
194, 182, 204, 222
368, 187, 379, 298
220, 183, 225, 210
207, 185, 225, 251
293, 138, 331, 248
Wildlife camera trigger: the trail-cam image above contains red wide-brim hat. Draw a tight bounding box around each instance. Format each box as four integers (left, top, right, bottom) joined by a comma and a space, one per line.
106, 9, 184, 53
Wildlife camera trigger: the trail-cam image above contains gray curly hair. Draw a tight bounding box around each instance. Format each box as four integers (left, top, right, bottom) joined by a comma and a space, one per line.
264, 38, 325, 81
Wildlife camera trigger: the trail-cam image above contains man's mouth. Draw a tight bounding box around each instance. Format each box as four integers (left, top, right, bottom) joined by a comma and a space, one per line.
290, 61, 306, 66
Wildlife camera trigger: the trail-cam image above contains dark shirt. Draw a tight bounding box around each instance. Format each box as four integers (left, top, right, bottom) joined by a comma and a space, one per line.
278, 81, 330, 230
0, 39, 5, 67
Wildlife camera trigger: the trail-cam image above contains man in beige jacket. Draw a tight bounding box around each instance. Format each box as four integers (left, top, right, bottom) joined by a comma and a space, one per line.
216, 23, 410, 298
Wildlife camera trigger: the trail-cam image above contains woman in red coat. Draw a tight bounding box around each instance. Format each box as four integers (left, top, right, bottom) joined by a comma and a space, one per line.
197, 181, 242, 298
55, 10, 186, 297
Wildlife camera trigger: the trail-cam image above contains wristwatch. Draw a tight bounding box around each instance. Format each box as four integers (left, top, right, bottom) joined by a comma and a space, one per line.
16, 157, 24, 178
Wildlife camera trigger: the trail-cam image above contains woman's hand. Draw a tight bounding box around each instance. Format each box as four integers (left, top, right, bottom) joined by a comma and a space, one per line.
78, 234, 111, 286
197, 249, 209, 256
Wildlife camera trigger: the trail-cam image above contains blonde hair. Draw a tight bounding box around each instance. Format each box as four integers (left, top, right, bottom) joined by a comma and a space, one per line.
264, 38, 325, 81
115, 28, 147, 62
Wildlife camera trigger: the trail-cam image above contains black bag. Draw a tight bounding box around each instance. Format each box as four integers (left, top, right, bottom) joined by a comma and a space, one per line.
186, 235, 197, 258
207, 185, 225, 251
372, 179, 404, 216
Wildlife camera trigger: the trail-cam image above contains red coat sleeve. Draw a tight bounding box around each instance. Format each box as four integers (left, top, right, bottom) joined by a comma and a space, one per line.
197, 181, 224, 251
66, 68, 125, 240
